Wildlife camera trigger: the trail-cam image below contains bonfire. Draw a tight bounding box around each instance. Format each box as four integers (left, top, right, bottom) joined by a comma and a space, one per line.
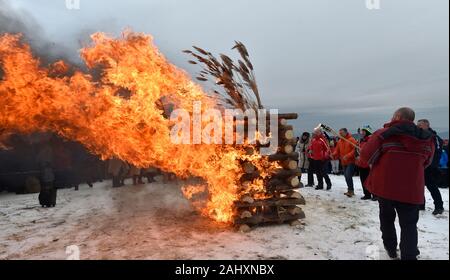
0, 31, 305, 229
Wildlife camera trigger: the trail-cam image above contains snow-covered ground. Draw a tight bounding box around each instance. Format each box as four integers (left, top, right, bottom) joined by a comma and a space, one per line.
0, 175, 448, 260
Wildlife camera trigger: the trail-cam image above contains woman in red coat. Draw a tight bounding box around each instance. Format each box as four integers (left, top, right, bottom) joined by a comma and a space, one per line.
308, 128, 332, 190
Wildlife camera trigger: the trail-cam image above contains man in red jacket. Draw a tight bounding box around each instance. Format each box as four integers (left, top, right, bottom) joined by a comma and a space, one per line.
359, 107, 435, 260
308, 128, 332, 190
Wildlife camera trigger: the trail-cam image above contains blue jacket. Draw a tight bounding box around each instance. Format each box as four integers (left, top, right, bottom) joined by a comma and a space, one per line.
440, 150, 448, 169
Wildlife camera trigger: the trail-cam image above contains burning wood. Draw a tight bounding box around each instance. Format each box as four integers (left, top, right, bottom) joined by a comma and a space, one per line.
241, 162, 257, 174
233, 113, 306, 230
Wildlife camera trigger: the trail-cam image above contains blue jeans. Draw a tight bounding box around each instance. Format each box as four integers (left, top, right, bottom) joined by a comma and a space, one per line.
343, 164, 355, 191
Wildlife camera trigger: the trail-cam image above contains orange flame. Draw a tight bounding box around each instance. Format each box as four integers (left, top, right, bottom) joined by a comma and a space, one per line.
0, 31, 276, 223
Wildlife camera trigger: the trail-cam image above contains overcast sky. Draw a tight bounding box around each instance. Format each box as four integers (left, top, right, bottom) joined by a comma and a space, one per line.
4, 0, 450, 134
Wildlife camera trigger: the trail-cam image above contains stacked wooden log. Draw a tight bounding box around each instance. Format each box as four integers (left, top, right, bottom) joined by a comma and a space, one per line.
234, 113, 306, 232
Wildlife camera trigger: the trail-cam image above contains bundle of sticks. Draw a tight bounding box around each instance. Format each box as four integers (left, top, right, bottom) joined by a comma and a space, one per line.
234, 113, 306, 232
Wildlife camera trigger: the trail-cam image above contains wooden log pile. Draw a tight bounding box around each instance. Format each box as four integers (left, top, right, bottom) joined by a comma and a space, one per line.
234, 113, 306, 232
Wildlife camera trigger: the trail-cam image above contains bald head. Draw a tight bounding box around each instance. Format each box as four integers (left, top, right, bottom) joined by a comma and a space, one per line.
392, 107, 416, 122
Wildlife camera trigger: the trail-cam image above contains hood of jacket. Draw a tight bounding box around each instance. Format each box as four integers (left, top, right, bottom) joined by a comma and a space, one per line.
382, 120, 433, 141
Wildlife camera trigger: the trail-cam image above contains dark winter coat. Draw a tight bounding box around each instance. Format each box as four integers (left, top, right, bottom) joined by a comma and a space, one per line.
428, 128, 443, 169
41, 165, 55, 184
359, 120, 435, 205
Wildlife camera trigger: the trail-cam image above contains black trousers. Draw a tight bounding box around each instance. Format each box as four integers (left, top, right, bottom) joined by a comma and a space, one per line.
378, 198, 420, 260
423, 167, 444, 209
307, 158, 315, 186
310, 159, 331, 188
359, 167, 372, 197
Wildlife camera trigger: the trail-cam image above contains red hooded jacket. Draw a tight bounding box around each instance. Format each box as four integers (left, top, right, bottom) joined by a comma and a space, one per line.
359, 120, 435, 205
308, 134, 330, 161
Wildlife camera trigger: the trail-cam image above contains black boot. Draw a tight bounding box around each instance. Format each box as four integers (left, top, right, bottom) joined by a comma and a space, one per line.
315, 185, 324, 190
432, 208, 444, 215
384, 246, 398, 259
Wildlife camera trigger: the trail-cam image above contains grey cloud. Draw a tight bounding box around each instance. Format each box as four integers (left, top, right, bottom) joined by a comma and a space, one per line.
4, 0, 449, 134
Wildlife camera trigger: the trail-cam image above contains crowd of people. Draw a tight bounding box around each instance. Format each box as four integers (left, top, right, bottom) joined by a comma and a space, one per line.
295, 116, 448, 208
297, 126, 378, 198
295, 107, 448, 260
